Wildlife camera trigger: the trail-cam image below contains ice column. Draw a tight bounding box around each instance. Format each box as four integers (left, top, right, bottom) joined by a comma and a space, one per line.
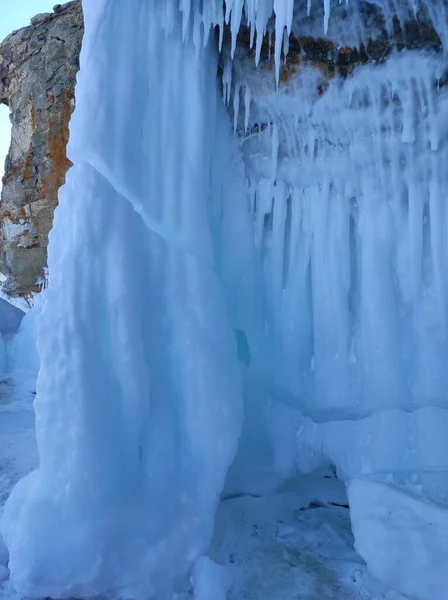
2, 1, 242, 598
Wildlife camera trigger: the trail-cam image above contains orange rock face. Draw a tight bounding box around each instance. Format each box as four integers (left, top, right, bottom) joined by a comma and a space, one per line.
0, 1, 83, 298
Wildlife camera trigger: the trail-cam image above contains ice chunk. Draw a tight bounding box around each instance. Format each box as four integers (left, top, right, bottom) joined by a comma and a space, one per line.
348, 479, 448, 600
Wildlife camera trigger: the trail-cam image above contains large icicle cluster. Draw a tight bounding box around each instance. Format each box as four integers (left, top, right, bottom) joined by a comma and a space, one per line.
179, 0, 448, 82
214, 4, 448, 598
214, 0, 448, 497
215, 0, 448, 596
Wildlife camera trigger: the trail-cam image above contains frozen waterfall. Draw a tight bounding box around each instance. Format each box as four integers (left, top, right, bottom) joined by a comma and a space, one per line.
2, 0, 448, 599
2, 2, 244, 598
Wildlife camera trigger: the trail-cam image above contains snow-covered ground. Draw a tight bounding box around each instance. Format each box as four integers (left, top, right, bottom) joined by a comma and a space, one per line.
213, 477, 368, 600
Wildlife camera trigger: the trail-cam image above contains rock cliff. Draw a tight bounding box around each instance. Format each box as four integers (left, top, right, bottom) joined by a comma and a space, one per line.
0, 1, 82, 299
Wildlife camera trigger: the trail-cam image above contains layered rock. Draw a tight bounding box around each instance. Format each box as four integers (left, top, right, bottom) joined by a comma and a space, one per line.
0, 1, 82, 298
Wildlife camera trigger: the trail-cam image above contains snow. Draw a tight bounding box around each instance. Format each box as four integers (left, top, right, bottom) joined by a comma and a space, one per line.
212, 473, 369, 600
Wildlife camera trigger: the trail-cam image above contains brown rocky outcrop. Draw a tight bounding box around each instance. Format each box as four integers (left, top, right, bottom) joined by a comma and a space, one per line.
0, 1, 83, 299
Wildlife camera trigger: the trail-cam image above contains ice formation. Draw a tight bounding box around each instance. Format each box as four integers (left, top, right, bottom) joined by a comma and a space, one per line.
2, 0, 448, 599
2, 2, 244, 597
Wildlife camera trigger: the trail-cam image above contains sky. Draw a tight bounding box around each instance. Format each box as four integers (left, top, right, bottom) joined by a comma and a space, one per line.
0, 0, 57, 180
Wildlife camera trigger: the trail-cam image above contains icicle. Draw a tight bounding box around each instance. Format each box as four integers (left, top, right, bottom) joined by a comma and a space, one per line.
407, 182, 424, 303
255, 30, 263, 66
181, 0, 191, 41
233, 83, 241, 133
222, 57, 233, 105
230, 0, 244, 58
244, 86, 252, 134
274, 24, 283, 86
270, 182, 288, 310
249, 181, 257, 214
323, 0, 330, 35
283, 27, 290, 61
254, 179, 274, 248
271, 122, 279, 181
224, 0, 233, 24
401, 82, 416, 144
192, 0, 202, 53
274, 0, 294, 86
164, 0, 175, 32
255, 0, 273, 66
218, 24, 224, 51
429, 175, 447, 332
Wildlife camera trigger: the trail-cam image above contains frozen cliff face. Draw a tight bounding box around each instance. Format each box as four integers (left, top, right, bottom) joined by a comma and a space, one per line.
218, 3, 448, 597
2, 1, 448, 600
0, 1, 83, 299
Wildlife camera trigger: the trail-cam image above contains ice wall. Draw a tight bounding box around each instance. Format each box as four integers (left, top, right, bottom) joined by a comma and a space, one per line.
221, 10, 448, 505
2, 1, 244, 598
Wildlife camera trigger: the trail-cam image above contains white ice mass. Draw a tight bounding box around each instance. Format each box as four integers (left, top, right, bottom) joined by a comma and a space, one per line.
1, 0, 448, 599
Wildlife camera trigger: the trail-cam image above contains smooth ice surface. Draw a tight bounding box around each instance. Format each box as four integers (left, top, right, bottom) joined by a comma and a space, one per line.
349, 479, 448, 600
